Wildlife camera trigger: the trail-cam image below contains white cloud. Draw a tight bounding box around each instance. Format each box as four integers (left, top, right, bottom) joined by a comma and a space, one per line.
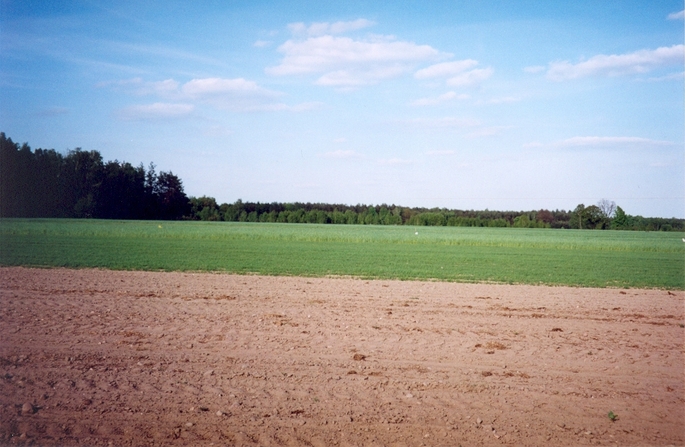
546, 44, 685, 81
179, 77, 286, 111
182, 77, 277, 98
484, 96, 521, 105
667, 10, 684, 20
315, 65, 409, 87
446, 67, 493, 87
288, 19, 375, 36
410, 91, 469, 106
556, 136, 678, 148
321, 150, 364, 159
105, 76, 316, 113
414, 60, 478, 79
414, 60, 493, 87
333, 138, 348, 143
118, 102, 194, 120
253, 40, 272, 48
267, 34, 443, 87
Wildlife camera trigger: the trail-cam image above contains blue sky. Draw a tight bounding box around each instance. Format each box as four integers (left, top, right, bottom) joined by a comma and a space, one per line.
1, 0, 683, 217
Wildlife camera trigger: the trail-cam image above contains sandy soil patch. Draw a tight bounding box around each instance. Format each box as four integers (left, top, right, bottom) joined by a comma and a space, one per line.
1, 267, 683, 446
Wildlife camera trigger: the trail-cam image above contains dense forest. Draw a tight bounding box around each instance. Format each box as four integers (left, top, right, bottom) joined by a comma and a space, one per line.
0, 133, 189, 220
1, 133, 683, 231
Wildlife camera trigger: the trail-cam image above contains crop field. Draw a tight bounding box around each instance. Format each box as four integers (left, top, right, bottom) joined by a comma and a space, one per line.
1, 218, 683, 289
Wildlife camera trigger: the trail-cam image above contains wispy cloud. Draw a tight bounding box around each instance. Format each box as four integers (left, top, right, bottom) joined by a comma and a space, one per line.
320, 150, 364, 159
118, 102, 194, 121
97, 77, 180, 96
103, 76, 317, 113
267, 22, 445, 87
524, 136, 678, 149
466, 125, 513, 137
414, 60, 479, 79
667, 10, 684, 20
181, 77, 278, 98
446, 67, 493, 87
415, 60, 492, 87
410, 91, 469, 106
556, 136, 677, 147
253, 40, 272, 48
254, 101, 324, 112
404, 117, 481, 129
288, 19, 375, 36
426, 150, 455, 155
482, 96, 521, 105
545, 45, 684, 81
378, 157, 414, 165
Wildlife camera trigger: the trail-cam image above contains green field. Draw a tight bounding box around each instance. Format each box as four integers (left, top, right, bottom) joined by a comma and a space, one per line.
1, 219, 683, 289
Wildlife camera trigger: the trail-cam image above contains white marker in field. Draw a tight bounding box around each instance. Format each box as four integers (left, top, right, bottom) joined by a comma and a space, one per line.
415, 231, 418, 235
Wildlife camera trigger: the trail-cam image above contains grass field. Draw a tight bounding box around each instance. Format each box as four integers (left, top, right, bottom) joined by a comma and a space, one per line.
1, 218, 683, 289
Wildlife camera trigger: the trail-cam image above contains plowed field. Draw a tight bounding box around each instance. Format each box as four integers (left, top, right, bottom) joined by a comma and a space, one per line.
1, 267, 683, 446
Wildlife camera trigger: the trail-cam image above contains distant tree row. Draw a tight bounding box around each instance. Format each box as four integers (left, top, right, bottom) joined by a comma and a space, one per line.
0, 132, 189, 219
188, 198, 683, 231
188, 198, 579, 229
1, 132, 682, 231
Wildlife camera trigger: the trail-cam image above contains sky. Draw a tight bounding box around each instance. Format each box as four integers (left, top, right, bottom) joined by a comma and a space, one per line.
1, 0, 684, 218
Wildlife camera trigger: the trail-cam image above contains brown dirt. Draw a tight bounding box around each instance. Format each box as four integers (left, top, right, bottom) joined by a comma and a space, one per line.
1, 267, 683, 447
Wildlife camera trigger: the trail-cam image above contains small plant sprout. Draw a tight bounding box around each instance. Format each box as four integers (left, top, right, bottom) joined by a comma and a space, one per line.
608, 411, 618, 422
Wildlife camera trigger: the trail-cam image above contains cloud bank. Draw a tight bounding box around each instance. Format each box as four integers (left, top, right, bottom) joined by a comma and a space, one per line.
267, 20, 445, 87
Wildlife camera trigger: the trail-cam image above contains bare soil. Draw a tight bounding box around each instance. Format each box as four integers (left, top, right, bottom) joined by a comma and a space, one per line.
1, 267, 683, 446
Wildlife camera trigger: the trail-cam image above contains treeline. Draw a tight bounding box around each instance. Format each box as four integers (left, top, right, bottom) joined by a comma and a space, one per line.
189, 197, 567, 228
1, 132, 683, 231
0, 132, 189, 219
188, 197, 684, 231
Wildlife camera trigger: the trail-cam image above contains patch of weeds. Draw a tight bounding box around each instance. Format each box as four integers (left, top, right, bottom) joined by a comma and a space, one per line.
608, 411, 618, 422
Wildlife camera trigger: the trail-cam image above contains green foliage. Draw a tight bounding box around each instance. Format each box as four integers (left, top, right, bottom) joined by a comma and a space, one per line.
0, 133, 189, 220
608, 411, 618, 422
1, 219, 683, 289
